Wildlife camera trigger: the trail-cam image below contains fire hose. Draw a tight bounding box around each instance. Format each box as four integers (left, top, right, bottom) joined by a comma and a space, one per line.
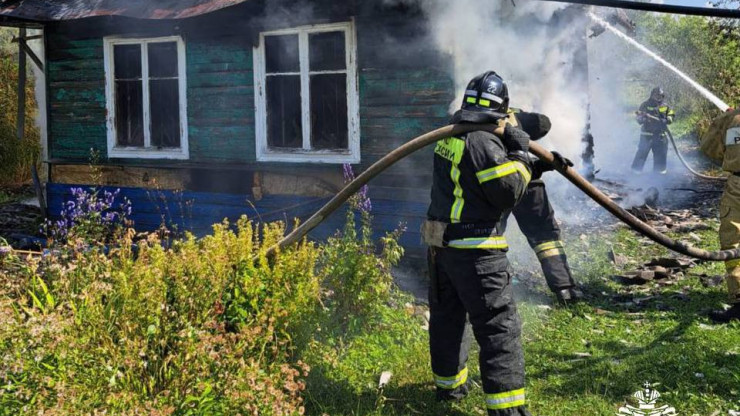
263, 124, 740, 262
640, 112, 725, 181
666, 128, 726, 181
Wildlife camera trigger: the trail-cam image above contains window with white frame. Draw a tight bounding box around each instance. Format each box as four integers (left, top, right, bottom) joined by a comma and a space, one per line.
104, 36, 188, 159
254, 22, 360, 163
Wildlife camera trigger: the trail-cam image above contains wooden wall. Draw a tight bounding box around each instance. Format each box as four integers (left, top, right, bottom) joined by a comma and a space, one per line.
44, 1, 454, 257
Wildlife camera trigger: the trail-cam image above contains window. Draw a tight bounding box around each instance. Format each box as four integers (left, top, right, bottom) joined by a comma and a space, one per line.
104, 36, 188, 159
254, 22, 360, 163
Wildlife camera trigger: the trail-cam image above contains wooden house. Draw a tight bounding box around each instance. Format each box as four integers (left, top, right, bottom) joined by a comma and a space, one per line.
0, 0, 455, 256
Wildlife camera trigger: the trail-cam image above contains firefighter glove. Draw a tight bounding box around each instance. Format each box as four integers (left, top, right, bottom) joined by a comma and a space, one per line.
636, 111, 646, 125
551, 151, 573, 169
531, 159, 553, 180
502, 124, 530, 153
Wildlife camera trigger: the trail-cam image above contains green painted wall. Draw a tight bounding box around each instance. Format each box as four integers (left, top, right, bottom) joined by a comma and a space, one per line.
186, 38, 255, 163
47, 32, 256, 163
47, 36, 107, 160
46, 14, 453, 172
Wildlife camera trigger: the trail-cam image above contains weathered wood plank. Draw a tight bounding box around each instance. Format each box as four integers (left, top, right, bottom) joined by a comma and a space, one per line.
52, 165, 190, 190
188, 72, 253, 88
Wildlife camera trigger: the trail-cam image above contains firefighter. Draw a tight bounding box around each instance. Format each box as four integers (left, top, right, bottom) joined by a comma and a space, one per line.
422, 71, 535, 415
700, 106, 740, 323
631, 87, 676, 174
510, 110, 583, 304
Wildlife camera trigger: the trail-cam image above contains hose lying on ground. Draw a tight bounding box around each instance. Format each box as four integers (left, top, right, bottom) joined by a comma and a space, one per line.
665, 127, 726, 181
262, 124, 740, 262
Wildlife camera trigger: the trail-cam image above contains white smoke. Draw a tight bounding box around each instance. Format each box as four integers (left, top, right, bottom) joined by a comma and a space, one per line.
405, 0, 594, 271
420, 0, 589, 162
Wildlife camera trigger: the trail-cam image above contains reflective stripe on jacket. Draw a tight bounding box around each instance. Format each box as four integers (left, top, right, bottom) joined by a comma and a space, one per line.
427, 129, 531, 230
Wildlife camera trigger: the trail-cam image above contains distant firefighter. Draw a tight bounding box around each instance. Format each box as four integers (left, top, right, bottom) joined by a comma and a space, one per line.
631, 87, 675, 174
700, 106, 740, 323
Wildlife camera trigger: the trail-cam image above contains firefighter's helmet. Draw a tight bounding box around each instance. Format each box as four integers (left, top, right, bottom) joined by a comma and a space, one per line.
650, 87, 665, 103
453, 71, 510, 123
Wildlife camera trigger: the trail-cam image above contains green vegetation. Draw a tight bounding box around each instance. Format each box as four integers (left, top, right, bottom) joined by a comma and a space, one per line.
1, 217, 321, 415
0, 27, 40, 187
8, 191, 736, 415
0, 187, 408, 415
631, 10, 740, 132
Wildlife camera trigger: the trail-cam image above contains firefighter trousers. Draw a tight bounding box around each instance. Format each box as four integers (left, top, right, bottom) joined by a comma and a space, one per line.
428, 247, 531, 416
631, 132, 668, 173
512, 181, 576, 293
719, 175, 740, 303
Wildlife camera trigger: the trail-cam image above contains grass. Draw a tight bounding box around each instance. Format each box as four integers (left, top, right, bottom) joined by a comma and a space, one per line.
0, 190, 15, 204
0, 186, 35, 204
301, 223, 740, 416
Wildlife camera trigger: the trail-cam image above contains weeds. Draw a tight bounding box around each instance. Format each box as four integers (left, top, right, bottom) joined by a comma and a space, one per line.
1, 167, 411, 415
319, 164, 404, 317
0, 39, 40, 187
1, 217, 321, 415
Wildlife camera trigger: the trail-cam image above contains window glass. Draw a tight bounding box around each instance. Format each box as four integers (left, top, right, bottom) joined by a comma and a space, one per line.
258, 25, 356, 161
310, 74, 348, 149
148, 42, 178, 78
267, 75, 302, 148
265, 35, 300, 73
115, 80, 144, 146
114, 44, 141, 79
110, 39, 182, 151
150, 79, 181, 148
309, 31, 346, 72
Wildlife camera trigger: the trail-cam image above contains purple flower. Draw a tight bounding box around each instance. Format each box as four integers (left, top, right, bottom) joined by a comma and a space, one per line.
44, 187, 133, 244
343, 163, 355, 183
342, 163, 372, 213
358, 185, 372, 213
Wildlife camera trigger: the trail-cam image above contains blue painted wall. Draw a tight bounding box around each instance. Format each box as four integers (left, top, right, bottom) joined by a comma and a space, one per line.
47, 183, 427, 252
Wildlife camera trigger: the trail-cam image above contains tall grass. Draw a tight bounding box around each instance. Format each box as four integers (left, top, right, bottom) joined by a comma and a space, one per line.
1, 217, 321, 415
1, 177, 405, 415
0, 29, 40, 187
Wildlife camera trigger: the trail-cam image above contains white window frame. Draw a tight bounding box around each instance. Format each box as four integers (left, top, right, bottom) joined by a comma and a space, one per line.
103, 36, 189, 159
253, 21, 360, 164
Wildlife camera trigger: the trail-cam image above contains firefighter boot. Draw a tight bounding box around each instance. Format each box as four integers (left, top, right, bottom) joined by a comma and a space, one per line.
555, 287, 584, 306
436, 380, 470, 402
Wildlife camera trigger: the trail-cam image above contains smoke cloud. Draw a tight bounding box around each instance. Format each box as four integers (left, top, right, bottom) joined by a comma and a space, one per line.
420, 0, 590, 162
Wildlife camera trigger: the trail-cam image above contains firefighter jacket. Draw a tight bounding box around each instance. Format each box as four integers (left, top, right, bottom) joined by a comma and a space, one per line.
637, 98, 675, 134
700, 109, 740, 173
427, 129, 532, 245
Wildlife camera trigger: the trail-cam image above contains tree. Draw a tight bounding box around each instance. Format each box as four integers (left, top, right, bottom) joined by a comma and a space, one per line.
631, 11, 739, 128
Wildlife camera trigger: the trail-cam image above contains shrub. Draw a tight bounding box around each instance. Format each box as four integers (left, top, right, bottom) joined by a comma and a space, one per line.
318, 165, 405, 317
0, 217, 320, 415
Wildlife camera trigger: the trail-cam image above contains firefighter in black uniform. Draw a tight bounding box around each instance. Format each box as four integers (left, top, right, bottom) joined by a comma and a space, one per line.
422, 71, 535, 415
510, 110, 583, 304
631, 87, 676, 174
